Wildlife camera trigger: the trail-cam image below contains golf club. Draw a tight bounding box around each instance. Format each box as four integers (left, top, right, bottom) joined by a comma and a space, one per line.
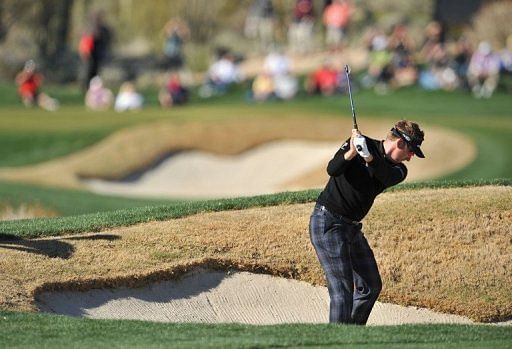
344, 64, 365, 153
344, 65, 358, 130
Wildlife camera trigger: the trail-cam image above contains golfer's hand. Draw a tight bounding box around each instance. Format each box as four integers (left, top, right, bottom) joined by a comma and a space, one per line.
354, 135, 371, 158
344, 129, 360, 160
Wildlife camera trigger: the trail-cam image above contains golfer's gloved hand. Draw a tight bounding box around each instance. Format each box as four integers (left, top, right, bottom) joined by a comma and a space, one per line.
353, 135, 371, 158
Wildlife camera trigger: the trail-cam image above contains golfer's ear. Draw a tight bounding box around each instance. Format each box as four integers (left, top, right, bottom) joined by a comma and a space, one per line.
396, 138, 406, 149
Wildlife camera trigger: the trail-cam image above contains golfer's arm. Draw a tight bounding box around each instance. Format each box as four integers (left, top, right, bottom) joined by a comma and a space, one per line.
368, 156, 407, 186
326, 147, 352, 176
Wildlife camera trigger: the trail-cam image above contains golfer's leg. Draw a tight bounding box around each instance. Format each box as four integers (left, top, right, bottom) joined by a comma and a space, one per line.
350, 230, 382, 325
324, 241, 354, 323
310, 212, 354, 323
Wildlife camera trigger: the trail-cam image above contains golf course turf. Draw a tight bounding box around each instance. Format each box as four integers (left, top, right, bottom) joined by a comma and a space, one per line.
0, 82, 511, 348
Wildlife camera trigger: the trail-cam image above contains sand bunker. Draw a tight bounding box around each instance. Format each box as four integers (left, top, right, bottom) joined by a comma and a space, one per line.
37, 269, 477, 326
83, 140, 339, 199
82, 131, 476, 199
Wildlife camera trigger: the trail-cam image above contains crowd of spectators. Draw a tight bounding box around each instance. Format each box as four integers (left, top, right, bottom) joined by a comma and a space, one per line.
358, 21, 511, 98
14, 5, 512, 111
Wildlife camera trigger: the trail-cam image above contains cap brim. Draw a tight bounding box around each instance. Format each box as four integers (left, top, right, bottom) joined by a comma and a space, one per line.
412, 145, 425, 158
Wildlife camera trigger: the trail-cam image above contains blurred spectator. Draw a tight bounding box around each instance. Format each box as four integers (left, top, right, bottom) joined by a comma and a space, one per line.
244, 0, 275, 50
85, 76, 113, 110
15, 60, 59, 111
418, 21, 445, 66
322, 0, 354, 51
499, 34, 512, 74
273, 72, 299, 100
467, 41, 501, 98
262, 49, 298, 100
162, 17, 190, 70
263, 49, 292, 77
288, 0, 316, 54
452, 36, 473, 90
360, 29, 393, 94
305, 59, 340, 95
418, 21, 458, 92
498, 34, 512, 93
251, 72, 275, 102
388, 23, 417, 87
159, 72, 189, 107
199, 48, 242, 98
114, 82, 144, 112
79, 11, 112, 93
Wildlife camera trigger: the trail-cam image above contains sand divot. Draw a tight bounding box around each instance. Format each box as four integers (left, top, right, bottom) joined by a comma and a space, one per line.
37, 269, 477, 325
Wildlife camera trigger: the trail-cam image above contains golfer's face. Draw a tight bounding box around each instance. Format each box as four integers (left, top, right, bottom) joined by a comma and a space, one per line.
391, 141, 414, 163
399, 145, 415, 162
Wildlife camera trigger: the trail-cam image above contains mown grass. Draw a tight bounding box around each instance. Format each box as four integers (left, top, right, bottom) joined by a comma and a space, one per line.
1, 312, 510, 349
0, 179, 509, 238
0, 180, 180, 217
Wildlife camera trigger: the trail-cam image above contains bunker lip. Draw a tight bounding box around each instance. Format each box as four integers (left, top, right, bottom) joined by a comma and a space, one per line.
36, 268, 493, 326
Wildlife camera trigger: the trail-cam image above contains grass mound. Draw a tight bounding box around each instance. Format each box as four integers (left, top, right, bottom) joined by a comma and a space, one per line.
0, 184, 510, 323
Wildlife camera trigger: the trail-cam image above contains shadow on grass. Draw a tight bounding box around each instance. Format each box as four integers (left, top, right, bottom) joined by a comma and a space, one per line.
0, 233, 120, 259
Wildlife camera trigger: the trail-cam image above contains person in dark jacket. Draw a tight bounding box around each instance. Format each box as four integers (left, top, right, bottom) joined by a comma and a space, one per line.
309, 120, 425, 324
79, 11, 112, 93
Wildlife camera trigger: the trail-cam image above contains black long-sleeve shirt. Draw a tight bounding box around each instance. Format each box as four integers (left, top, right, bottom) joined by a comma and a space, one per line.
317, 136, 407, 222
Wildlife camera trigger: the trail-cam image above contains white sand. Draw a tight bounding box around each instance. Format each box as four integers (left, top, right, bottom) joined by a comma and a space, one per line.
82, 130, 476, 199
83, 140, 339, 199
37, 269, 481, 326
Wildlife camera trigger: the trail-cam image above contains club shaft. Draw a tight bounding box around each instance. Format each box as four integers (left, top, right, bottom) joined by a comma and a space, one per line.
344, 65, 358, 130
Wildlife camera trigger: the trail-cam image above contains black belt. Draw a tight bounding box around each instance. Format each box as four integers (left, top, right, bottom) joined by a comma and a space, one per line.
315, 204, 360, 225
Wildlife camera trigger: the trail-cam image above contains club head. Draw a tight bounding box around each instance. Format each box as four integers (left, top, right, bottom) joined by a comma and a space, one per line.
344, 65, 351, 75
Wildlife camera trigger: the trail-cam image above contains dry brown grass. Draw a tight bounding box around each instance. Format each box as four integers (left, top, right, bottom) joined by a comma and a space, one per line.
0, 186, 509, 322
0, 117, 475, 190
0, 204, 57, 221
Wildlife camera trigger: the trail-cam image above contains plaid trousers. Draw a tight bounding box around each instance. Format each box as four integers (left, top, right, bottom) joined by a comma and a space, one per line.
309, 204, 382, 324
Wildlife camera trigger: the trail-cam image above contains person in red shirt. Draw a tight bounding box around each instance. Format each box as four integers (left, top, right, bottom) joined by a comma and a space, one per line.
323, 0, 354, 50
16, 60, 42, 106
15, 60, 59, 111
306, 60, 340, 96
159, 72, 189, 107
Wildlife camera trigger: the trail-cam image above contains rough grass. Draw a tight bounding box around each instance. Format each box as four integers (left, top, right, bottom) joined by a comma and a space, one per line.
0, 203, 57, 221
0, 186, 510, 323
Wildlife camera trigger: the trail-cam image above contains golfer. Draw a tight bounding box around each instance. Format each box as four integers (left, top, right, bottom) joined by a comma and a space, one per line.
309, 120, 425, 324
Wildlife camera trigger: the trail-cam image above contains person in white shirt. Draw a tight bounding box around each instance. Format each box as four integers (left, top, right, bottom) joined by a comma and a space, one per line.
114, 82, 143, 112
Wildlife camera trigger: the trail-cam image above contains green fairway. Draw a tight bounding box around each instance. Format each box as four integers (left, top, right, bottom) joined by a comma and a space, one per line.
1, 312, 510, 349
0, 180, 179, 217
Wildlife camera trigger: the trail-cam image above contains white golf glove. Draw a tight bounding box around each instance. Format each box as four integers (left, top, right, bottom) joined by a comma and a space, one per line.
353, 135, 371, 158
